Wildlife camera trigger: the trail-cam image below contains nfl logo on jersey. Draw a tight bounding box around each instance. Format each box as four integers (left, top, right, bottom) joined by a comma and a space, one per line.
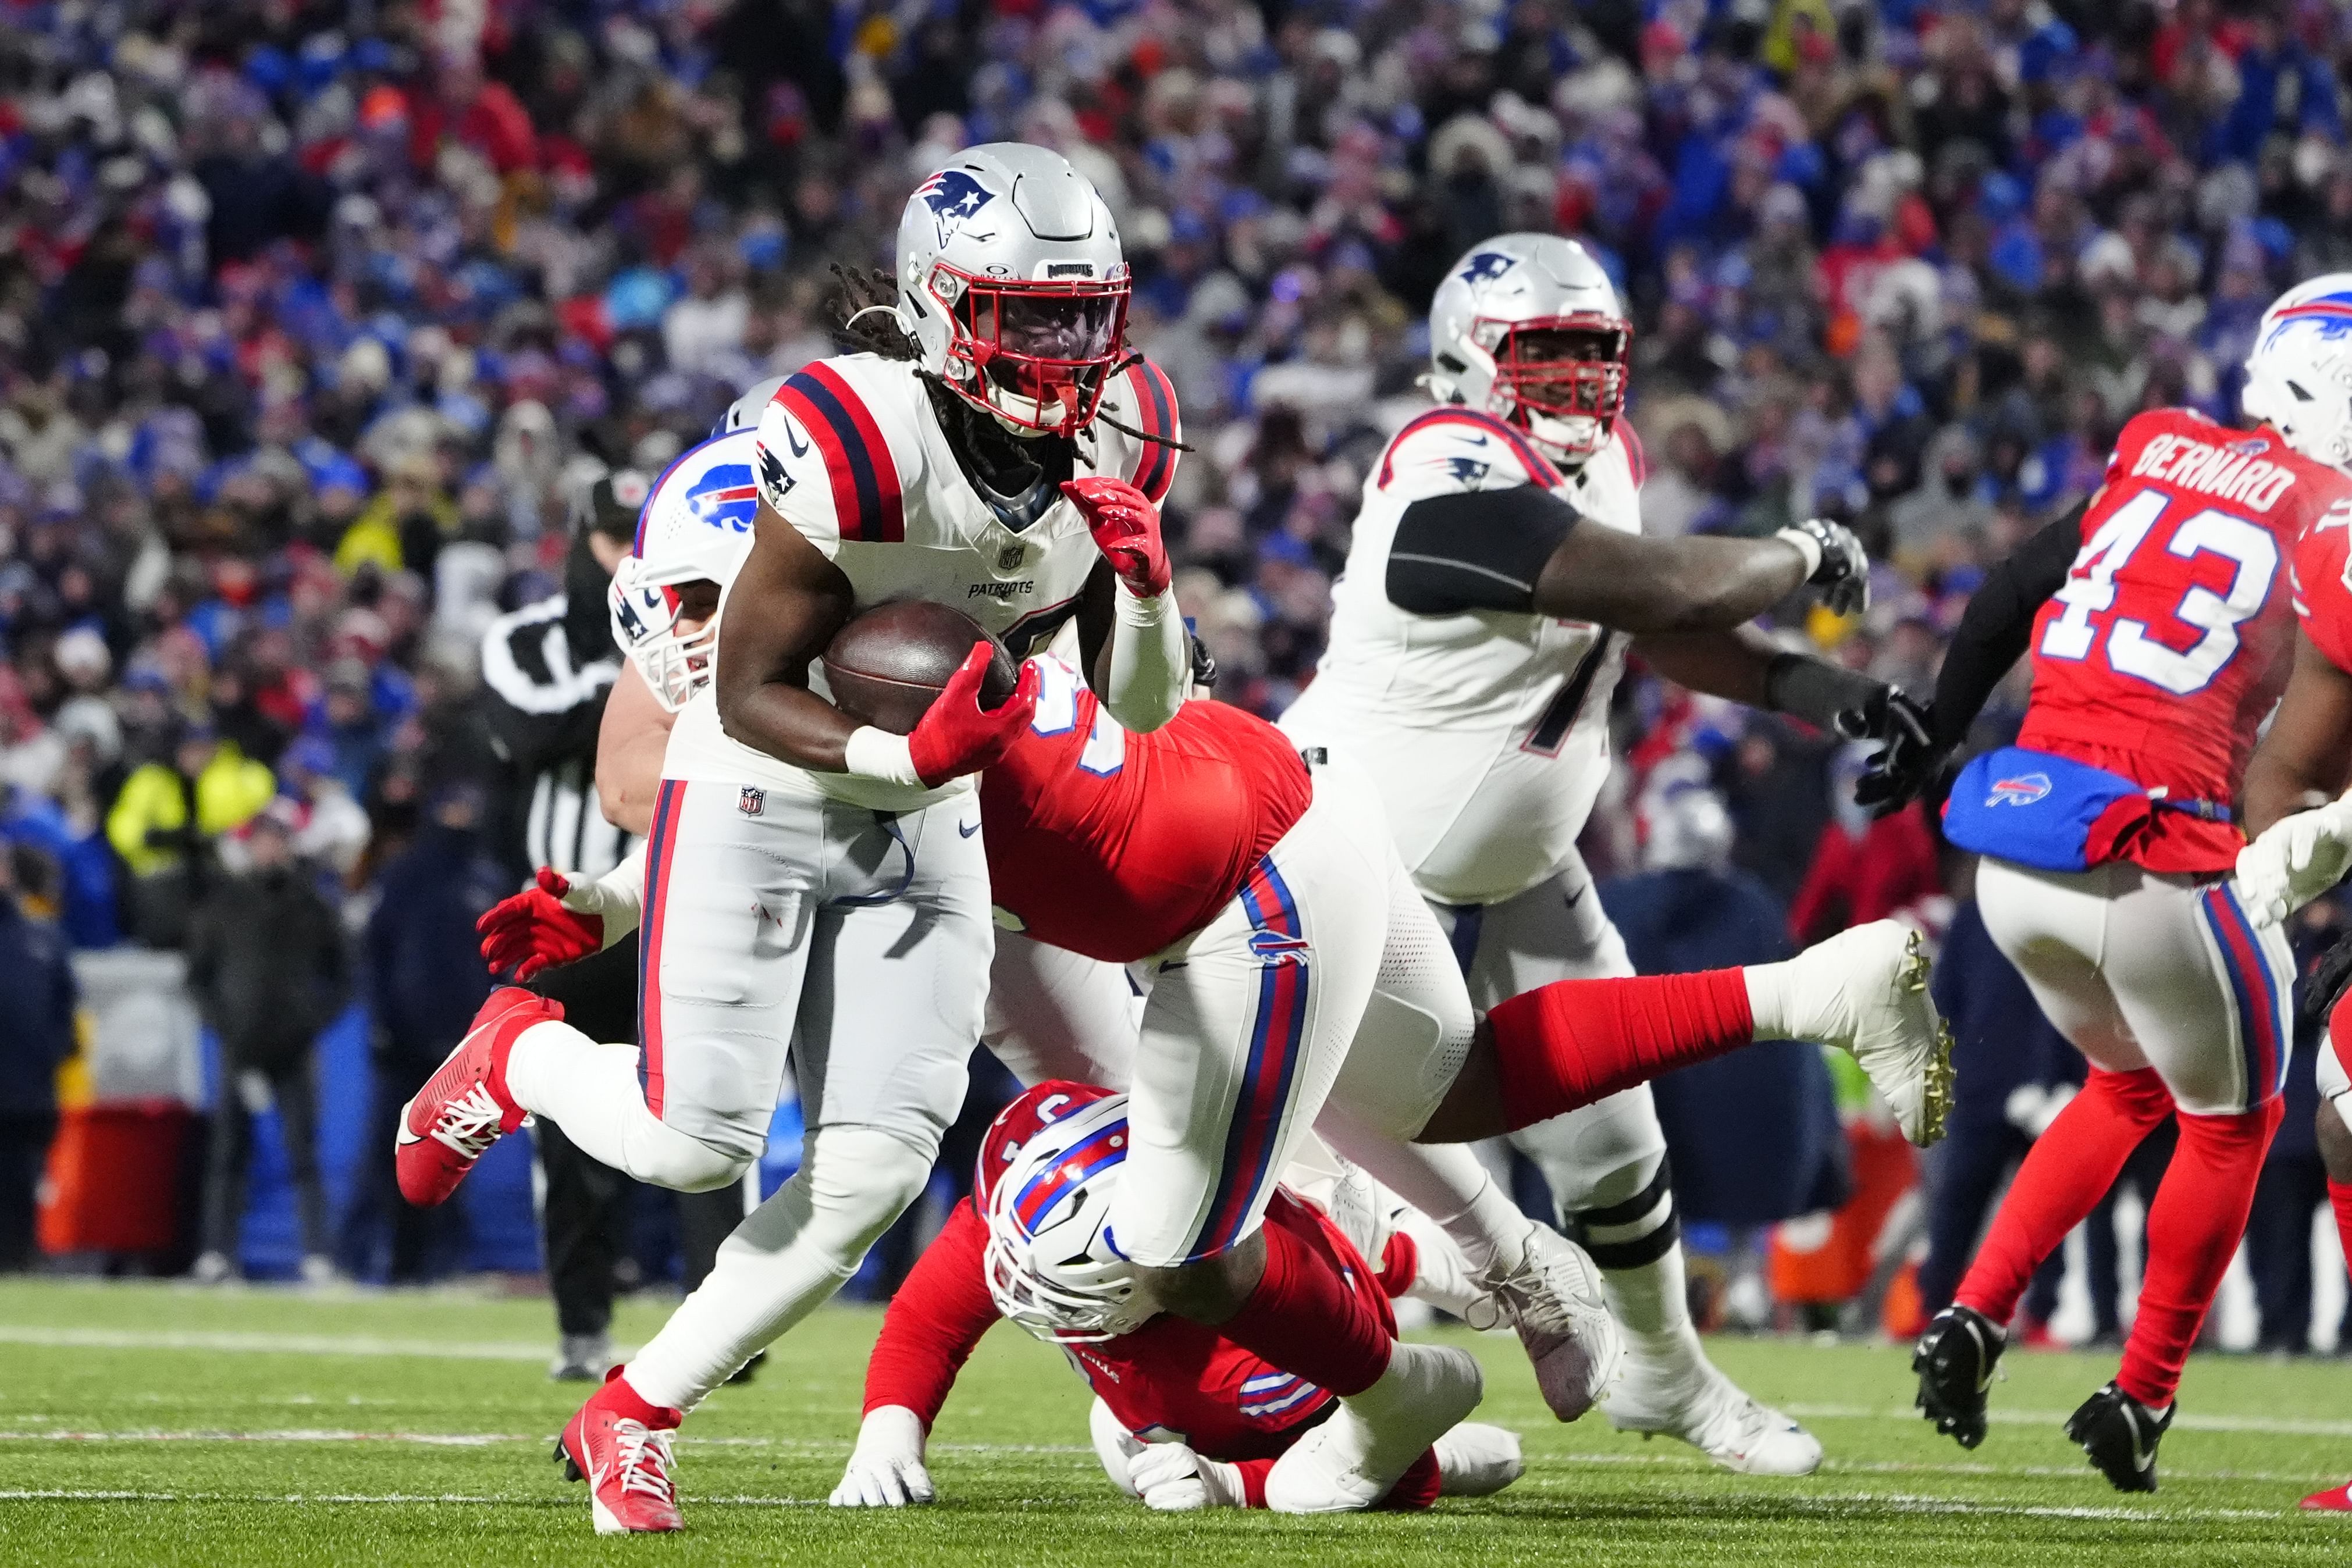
738, 787, 765, 816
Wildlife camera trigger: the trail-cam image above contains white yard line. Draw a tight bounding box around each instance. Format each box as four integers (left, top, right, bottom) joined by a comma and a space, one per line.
1782, 1401, 2352, 1438
0, 1324, 561, 1362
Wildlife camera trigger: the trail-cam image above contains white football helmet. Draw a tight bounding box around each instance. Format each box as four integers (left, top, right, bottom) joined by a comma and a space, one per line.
896, 142, 1130, 438
981, 1092, 1147, 1343
719, 374, 788, 436
608, 433, 759, 712
2243, 274, 2352, 472
1428, 234, 1631, 465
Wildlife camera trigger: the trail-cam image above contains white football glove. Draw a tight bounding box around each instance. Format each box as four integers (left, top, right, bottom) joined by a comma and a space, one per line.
2236, 796, 2352, 927
1126, 1440, 1246, 1511
828, 1406, 934, 1508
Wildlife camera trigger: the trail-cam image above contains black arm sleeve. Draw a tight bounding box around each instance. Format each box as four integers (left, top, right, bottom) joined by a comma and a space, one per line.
1927, 500, 2088, 749
1764, 653, 1890, 729
1385, 486, 1581, 616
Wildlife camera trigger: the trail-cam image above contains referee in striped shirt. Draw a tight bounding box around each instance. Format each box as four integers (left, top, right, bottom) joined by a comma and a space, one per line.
479, 471, 749, 1380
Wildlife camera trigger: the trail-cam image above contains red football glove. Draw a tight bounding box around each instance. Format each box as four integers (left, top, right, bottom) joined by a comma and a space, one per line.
906, 644, 1041, 787
1061, 476, 1172, 597
477, 868, 604, 981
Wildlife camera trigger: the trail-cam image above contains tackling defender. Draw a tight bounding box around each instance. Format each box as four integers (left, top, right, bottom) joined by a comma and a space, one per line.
833, 1079, 1527, 1514
397, 144, 1195, 1534
1864, 276, 2352, 1490
1279, 233, 1925, 1474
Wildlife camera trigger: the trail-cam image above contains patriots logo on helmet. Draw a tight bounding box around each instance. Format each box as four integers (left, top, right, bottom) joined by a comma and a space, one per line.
1987, 773, 2052, 807
1444, 455, 1492, 485
684, 463, 760, 533
1459, 251, 1518, 285
613, 587, 653, 643
917, 169, 996, 247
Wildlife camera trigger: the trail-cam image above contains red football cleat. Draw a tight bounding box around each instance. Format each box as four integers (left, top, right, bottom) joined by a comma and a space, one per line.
557, 1367, 685, 1534
2302, 1480, 2352, 1511
394, 986, 554, 1207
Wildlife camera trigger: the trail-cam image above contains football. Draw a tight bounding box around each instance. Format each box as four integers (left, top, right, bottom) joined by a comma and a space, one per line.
820, 599, 1021, 734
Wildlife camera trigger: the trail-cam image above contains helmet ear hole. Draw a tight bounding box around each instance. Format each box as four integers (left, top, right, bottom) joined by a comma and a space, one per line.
2289, 379, 2317, 402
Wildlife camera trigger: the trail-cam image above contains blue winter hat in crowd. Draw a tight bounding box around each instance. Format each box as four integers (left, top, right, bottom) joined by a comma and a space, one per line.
2017, 20, 2078, 84
283, 735, 338, 779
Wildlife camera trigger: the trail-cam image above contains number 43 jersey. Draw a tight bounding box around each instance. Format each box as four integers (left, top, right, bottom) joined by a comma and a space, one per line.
1279, 410, 1642, 907
2018, 408, 2352, 872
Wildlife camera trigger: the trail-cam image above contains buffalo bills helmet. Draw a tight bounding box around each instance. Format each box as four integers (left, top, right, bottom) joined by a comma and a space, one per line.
2243, 275, 2352, 472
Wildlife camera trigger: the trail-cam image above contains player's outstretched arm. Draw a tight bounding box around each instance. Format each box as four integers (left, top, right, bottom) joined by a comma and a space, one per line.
713, 504, 860, 769
2236, 635, 2352, 925
1853, 497, 2088, 814
1384, 485, 1867, 632
2246, 632, 2352, 836
1063, 477, 1188, 733
1634, 625, 1926, 750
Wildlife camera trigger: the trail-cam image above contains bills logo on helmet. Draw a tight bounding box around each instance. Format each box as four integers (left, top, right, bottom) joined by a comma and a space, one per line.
2261, 291, 2352, 347
1988, 773, 2052, 807
685, 464, 759, 532
1459, 250, 1517, 285
916, 169, 996, 247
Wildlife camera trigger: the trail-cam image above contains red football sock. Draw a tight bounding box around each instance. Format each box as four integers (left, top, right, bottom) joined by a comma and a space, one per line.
1216, 1217, 1393, 1398
2330, 1178, 2352, 1273
603, 1368, 684, 1430
1486, 970, 1754, 1133
1956, 1067, 2175, 1324
2117, 1096, 2283, 1408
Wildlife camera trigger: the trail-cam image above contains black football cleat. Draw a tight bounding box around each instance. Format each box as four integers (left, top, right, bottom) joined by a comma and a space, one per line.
2065, 1382, 2171, 1493
1913, 1304, 2004, 1449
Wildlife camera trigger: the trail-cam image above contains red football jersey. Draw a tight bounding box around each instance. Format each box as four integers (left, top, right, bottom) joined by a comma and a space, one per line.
2289, 481, 2352, 676
2015, 409, 2348, 872
979, 658, 1312, 962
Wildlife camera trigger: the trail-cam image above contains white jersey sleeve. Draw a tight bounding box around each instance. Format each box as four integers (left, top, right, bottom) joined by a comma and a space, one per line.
1278, 411, 1644, 906
751, 355, 931, 558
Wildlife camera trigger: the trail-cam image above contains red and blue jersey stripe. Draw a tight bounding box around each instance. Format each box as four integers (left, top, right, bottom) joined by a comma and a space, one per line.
2200, 882, 2290, 1107
777, 363, 905, 544
1187, 856, 1312, 1262
1375, 408, 1564, 491
1122, 358, 1182, 503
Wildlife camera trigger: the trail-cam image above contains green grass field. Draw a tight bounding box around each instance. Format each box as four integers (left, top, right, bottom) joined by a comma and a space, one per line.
2, 1278, 2350, 1565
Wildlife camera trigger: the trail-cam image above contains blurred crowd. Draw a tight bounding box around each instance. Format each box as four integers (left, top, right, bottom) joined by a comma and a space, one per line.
4, 0, 2352, 1326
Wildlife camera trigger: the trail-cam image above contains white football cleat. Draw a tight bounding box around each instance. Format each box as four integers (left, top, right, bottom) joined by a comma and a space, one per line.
1780, 920, 1954, 1145
1433, 1421, 1524, 1496
1469, 1225, 1624, 1421
1262, 1342, 1483, 1513
1600, 1342, 1821, 1476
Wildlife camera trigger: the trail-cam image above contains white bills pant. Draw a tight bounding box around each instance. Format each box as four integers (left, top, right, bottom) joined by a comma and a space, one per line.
1976, 856, 2293, 1117
1107, 755, 1391, 1268
636, 778, 992, 1161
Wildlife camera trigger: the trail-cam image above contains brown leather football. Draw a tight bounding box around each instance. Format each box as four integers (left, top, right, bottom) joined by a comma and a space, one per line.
820, 600, 1021, 735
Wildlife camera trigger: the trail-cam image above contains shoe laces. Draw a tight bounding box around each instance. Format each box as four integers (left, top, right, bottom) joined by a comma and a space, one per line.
430, 1084, 510, 1160
1469, 1235, 1603, 1338
611, 1420, 678, 1503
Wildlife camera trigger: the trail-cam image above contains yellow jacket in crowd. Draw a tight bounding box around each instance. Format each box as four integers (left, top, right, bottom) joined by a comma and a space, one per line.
105, 746, 277, 877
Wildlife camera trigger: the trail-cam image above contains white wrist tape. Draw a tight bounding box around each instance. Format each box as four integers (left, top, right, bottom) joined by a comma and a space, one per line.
582, 844, 647, 944
1114, 581, 1174, 628
844, 725, 924, 787
1773, 526, 1824, 578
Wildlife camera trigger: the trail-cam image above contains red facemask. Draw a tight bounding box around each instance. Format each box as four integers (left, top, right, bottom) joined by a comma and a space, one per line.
932, 266, 1133, 436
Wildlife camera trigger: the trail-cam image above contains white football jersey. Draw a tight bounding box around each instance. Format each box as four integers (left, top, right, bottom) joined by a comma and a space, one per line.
661, 352, 1181, 811
1279, 408, 1643, 906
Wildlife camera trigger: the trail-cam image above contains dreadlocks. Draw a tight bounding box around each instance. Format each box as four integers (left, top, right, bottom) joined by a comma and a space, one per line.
827, 265, 920, 361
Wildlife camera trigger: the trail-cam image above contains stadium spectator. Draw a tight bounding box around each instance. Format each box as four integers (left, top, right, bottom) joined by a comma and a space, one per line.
186, 804, 350, 1285
0, 845, 75, 1271
104, 723, 275, 949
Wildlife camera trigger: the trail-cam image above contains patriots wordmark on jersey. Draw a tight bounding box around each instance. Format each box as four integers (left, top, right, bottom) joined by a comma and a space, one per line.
657, 351, 1180, 812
